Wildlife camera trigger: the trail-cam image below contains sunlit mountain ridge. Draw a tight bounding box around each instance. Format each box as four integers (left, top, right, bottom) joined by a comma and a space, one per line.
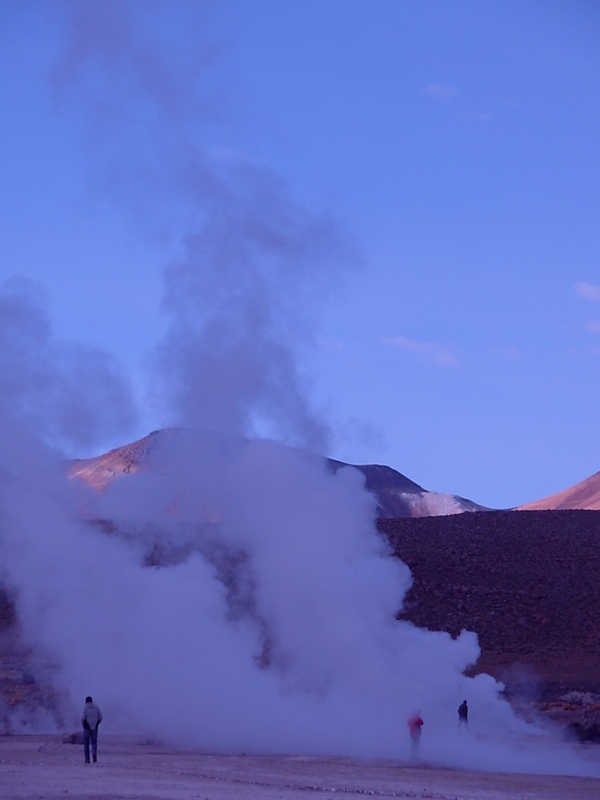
518, 470, 600, 511
69, 427, 489, 518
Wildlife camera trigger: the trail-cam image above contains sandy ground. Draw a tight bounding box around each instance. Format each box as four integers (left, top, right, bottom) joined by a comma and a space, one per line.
1, 736, 600, 800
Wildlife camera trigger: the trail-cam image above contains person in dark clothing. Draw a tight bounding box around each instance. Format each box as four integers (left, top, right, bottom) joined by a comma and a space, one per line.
458, 700, 468, 727
81, 696, 103, 764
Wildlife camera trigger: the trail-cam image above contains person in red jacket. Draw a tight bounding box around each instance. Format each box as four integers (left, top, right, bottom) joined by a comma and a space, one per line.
407, 711, 424, 758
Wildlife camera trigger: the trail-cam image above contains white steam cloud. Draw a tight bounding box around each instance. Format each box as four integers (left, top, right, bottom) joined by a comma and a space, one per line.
0, 1, 598, 779
3, 427, 598, 774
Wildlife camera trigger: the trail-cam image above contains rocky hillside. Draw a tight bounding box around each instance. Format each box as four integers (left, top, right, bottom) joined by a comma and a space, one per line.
378, 509, 600, 738
380, 510, 600, 688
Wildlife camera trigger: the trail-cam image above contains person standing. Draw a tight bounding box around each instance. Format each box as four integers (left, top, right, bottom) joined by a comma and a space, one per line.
458, 700, 468, 728
407, 711, 424, 759
81, 696, 103, 764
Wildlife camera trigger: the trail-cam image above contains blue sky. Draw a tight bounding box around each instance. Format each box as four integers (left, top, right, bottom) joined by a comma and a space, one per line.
1, 0, 599, 508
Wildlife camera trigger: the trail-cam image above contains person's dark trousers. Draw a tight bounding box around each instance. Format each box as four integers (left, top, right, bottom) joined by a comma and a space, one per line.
83, 728, 98, 763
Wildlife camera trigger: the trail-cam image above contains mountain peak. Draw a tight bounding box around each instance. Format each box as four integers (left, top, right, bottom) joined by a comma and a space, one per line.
518, 470, 600, 511
69, 427, 487, 518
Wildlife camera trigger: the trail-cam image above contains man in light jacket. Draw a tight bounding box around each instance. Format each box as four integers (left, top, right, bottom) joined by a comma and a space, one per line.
81, 696, 103, 764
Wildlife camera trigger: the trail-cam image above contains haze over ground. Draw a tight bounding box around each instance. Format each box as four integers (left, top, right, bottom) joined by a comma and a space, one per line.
1, 1, 599, 508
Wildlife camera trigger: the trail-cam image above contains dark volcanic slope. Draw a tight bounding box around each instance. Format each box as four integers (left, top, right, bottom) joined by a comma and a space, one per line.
329, 459, 425, 517
379, 510, 600, 689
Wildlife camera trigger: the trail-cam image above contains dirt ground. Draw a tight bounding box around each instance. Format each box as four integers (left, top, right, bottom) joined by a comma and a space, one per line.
1, 735, 600, 800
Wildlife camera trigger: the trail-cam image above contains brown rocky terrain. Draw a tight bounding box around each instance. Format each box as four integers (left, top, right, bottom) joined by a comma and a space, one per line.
379, 510, 600, 687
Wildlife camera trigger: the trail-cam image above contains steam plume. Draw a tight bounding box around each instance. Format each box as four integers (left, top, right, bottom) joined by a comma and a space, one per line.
0, 1, 598, 778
